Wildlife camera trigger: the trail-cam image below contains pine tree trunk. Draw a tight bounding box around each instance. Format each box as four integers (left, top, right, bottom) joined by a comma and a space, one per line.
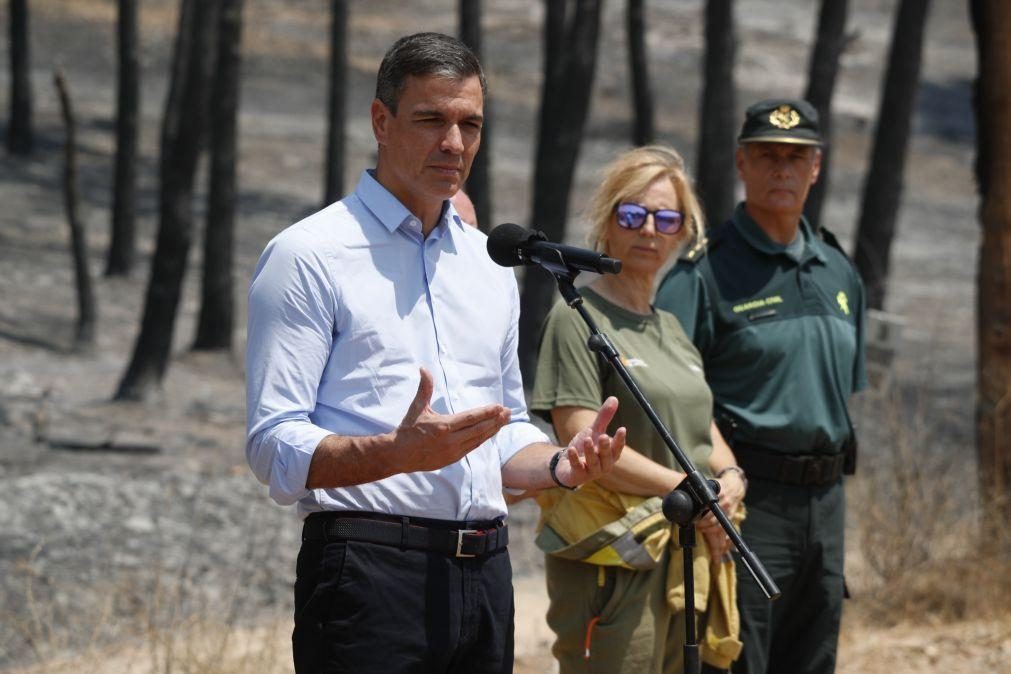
518, 0, 602, 384
116, 0, 217, 400
626, 0, 654, 146
803, 0, 849, 231
323, 0, 348, 206
853, 0, 932, 310
971, 0, 1011, 543
696, 0, 737, 230
54, 70, 96, 351
107, 0, 140, 276
194, 0, 244, 351
7, 0, 33, 154
459, 0, 491, 231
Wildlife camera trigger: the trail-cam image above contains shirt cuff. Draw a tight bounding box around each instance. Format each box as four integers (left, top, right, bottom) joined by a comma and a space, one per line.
246, 423, 333, 506
495, 421, 550, 467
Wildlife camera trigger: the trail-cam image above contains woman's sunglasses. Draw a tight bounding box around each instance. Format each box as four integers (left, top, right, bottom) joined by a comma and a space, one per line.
615, 202, 684, 235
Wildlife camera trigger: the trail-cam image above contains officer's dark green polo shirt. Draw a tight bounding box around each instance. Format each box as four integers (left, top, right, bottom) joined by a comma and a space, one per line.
655, 203, 866, 455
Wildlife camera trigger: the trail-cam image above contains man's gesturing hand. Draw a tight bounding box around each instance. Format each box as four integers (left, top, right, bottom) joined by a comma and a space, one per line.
552, 396, 627, 488
392, 367, 511, 473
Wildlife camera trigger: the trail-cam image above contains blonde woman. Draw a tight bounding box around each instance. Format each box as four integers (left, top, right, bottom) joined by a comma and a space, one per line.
531, 146, 746, 673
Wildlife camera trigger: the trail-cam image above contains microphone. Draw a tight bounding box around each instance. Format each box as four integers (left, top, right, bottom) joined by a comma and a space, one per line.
487, 223, 622, 275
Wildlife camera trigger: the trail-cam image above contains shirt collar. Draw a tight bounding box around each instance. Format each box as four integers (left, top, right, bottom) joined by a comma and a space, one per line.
354, 170, 464, 238
445, 202, 468, 231
731, 202, 827, 264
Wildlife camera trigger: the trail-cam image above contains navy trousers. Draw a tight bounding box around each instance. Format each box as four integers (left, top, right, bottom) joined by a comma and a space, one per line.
293, 535, 514, 673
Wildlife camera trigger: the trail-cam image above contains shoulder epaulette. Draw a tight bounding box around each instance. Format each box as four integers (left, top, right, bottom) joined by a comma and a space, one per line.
682, 234, 708, 263
680, 221, 729, 264
817, 225, 857, 267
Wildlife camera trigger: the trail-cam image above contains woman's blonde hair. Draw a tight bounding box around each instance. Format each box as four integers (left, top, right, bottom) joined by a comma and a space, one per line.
585, 145, 705, 255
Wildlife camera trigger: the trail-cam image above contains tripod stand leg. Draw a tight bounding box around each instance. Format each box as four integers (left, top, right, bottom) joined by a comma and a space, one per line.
681, 523, 700, 674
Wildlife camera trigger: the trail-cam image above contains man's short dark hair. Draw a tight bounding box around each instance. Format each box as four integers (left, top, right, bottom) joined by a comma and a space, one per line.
375, 32, 487, 114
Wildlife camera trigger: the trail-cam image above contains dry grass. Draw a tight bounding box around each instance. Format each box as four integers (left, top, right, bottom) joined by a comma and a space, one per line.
847, 386, 1011, 628
3, 506, 294, 673
9, 619, 290, 674
7, 557, 291, 674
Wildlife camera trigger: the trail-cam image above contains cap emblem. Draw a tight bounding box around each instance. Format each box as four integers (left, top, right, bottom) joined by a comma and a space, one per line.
769, 105, 800, 130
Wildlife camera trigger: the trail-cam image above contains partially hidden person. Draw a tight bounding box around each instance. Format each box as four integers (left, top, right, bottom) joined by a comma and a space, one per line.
656, 99, 867, 674
531, 145, 748, 674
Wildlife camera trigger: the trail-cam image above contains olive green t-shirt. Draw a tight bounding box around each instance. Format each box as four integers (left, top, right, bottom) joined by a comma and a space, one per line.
531, 288, 713, 473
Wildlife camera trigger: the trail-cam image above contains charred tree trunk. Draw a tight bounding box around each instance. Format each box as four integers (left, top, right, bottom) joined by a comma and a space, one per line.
803, 0, 850, 230
107, 0, 140, 276
116, 0, 217, 400
626, 0, 654, 146
971, 0, 1011, 543
54, 70, 96, 351
535, 0, 568, 141
696, 0, 737, 229
323, 0, 348, 205
194, 0, 244, 351
7, 0, 33, 154
518, 0, 602, 384
459, 0, 491, 231
853, 0, 932, 310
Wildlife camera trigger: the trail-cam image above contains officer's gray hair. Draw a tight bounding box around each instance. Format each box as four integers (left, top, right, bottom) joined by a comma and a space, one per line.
585, 145, 706, 255
375, 33, 486, 115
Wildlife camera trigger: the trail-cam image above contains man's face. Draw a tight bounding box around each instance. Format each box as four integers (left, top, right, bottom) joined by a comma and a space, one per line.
736, 142, 821, 216
371, 74, 484, 212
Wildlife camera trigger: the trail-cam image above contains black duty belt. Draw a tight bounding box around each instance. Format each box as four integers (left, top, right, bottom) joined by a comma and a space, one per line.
733, 442, 845, 487
302, 511, 508, 558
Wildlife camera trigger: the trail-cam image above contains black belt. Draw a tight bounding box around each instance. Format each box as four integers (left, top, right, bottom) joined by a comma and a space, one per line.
302, 511, 509, 558
733, 442, 845, 487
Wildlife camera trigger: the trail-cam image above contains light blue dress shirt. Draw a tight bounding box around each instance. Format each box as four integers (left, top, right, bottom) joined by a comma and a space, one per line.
246, 170, 548, 521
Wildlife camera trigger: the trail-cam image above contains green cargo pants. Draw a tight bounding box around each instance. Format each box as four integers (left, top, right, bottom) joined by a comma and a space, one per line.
544, 549, 728, 674
731, 477, 846, 674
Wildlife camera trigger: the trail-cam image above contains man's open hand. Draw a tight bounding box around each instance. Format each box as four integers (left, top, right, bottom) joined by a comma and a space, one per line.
392, 367, 511, 473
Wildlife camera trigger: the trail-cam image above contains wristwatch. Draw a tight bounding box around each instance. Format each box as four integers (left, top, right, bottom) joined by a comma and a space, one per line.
716, 465, 748, 492
549, 450, 577, 490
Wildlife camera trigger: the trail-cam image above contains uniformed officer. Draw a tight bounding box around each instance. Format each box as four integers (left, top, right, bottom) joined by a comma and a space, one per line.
655, 98, 866, 674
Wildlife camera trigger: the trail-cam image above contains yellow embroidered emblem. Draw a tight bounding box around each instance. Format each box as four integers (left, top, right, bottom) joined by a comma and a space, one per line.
769, 105, 800, 129
836, 291, 850, 315
732, 295, 783, 314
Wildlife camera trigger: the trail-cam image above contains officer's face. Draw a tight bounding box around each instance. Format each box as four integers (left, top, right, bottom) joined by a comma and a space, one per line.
604, 176, 686, 277
736, 142, 821, 216
371, 74, 484, 215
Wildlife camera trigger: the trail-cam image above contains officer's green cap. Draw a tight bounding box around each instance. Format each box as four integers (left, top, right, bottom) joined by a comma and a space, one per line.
738, 98, 823, 146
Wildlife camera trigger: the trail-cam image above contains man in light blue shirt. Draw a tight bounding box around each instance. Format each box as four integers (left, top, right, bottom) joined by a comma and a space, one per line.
245, 33, 626, 673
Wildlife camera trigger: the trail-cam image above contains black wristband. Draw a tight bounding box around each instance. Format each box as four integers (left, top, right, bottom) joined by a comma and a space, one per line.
549, 450, 577, 490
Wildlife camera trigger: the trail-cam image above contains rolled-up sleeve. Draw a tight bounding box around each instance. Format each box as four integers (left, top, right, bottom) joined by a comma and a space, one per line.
495, 274, 549, 465
245, 231, 337, 505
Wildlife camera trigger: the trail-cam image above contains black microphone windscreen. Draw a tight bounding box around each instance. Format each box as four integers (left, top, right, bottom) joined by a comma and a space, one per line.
487, 223, 529, 267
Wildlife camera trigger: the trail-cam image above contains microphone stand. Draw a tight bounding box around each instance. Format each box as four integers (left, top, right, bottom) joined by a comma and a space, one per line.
537, 257, 780, 674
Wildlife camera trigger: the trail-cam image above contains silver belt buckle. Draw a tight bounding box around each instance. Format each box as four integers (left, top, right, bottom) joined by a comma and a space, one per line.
455, 529, 478, 557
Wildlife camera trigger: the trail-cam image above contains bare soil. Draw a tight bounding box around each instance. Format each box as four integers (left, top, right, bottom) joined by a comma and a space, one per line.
1, 0, 994, 672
